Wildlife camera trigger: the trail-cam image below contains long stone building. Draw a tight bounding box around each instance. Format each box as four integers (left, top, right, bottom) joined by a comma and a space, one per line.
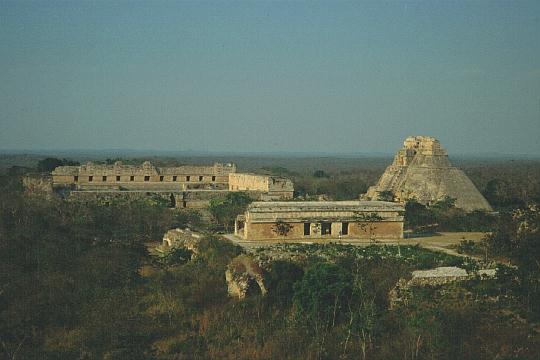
235, 201, 404, 241
46, 161, 294, 208
364, 136, 492, 212
52, 161, 236, 191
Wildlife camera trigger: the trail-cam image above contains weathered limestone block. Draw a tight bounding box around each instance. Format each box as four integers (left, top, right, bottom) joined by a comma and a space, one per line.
388, 266, 496, 309
410, 266, 469, 286
225, 255, 267, 299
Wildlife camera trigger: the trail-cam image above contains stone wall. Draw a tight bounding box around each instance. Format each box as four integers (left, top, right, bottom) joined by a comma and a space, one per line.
22, 174, 54, 198
52, 161, 236, 190
67, 189, 232, 209
66, 189, 268, 210
49, 161, 297, 204
241, 221, 403, 241
236, 201, 404, 241
228, 173, 294, 200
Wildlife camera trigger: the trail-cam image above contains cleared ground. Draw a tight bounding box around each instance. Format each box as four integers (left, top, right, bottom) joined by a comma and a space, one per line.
224, 231, 487, 258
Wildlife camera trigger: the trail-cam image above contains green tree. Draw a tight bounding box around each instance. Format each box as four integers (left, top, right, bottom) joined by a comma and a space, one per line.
208, 192, 253, 231
431, 196, 457, 212
36, 157, 64, 172
265, 261, 304, 306
36, 157, 79, 172
404, 199, 437, 233
378, 190, 395, 202
272, 220, 293, 237
293, 262, 352, 354
313, 169, 328, 178
487, 205, 540, 316
484, 178, 524, 208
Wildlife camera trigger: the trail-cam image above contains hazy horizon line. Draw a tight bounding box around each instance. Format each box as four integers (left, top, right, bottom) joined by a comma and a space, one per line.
1, 148, 540, 160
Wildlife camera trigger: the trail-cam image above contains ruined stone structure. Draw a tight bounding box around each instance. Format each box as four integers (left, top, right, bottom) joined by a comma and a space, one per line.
162, 228, 202, 259
364, 136, 492, 211
235, 201, 404, 241
388, 266, 496, 309
225, 255, 268, 299
52, 161, 236, 191
229, 173, 294, 200
22, 173, 54, 197
43, 161, 295, 208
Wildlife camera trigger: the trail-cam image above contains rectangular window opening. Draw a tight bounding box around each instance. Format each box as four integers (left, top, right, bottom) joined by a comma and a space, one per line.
144, 176, 150, 182
159, 175, 164, 182
212, 176, 216, 181
186, 176, 190, 182
130, 175, 134, 182
304, 223, 311, 236
74, 176, 78, 182
116, 176, 121, 181
341, 222, 349, 236
102, 176, 107, 182
173, 175, 177, 182
199, 176, 203, 181
88, 176, 93, 182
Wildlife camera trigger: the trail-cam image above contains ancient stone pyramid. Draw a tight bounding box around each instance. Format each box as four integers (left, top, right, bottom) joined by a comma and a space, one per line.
364, 136, 492, 212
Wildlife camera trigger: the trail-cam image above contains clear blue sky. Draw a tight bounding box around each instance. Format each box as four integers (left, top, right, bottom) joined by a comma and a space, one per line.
1, 1, 539, 155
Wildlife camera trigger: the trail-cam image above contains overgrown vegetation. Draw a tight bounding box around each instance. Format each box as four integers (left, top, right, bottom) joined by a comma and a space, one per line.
272, 219, 293, 237
405, 196, 497, 233
208, 192, 253, 232
1, 157, 540, 359
36, 157, 80, 172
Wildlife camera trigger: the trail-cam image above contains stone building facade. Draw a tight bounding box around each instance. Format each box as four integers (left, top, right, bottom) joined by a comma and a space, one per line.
52, 161, 236, 191
45, 161, 295, 209
228, 173, 294, 200
235, 201, 404, 241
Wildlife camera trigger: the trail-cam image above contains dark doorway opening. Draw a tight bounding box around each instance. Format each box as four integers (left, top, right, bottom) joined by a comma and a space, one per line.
304, 223, 311, 236
342, 222, 349, 236
245, 278, 262, 297
321, 222, 331, 235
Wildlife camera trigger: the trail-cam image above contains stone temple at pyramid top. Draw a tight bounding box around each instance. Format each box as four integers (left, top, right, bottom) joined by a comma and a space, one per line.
393, 136, 450, 167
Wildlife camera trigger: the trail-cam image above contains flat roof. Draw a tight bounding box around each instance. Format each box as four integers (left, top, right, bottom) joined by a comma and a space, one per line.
247, 200, 404, 212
